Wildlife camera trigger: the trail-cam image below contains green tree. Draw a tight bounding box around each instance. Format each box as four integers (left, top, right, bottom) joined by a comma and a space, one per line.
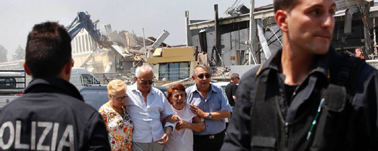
0, 45, 8, 63
12, 45, 25, 61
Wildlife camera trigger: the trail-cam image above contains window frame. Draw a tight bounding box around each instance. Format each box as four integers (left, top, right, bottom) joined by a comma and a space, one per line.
158, 62, 190, 81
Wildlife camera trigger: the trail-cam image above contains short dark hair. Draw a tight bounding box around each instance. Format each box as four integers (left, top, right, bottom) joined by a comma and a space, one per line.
231, 73, 240, 80
25, 22, 72, 78
274, 0, 299, 13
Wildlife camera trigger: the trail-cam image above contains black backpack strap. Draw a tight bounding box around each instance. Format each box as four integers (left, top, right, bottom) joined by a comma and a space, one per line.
330, 55, 366, 100
310, 55, 366, 150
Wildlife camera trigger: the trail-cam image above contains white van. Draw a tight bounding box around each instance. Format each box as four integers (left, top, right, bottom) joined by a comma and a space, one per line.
0, 68, 98, 93
0, 70, 31, 95
69, 68, 100, 91
212, 82, 230, 91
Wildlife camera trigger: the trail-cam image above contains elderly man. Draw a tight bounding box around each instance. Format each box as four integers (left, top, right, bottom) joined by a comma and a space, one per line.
222, 0, 378, 150
186, 65, 232, 151
126, 65, 177, 151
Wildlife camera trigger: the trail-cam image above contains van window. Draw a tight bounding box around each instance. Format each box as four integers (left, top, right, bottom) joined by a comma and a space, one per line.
93, 77, 100, 84
0, 77, 16, 89
80, 74, 100, 86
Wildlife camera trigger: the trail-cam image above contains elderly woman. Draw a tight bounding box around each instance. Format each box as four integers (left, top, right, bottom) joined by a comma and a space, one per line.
99, 79, 133, 151
163, 84, 205, 151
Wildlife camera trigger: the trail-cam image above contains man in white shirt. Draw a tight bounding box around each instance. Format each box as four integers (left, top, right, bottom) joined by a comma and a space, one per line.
126, 65, 177, 151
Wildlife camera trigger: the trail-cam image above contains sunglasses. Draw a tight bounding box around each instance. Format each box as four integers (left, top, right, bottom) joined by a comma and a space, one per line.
197, 73, 211, 79
113, 95, 127, 101
140, 80, 154, 85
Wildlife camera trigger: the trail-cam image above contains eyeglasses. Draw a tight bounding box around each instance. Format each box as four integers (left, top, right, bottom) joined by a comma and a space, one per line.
139, 80, 154, 85
197, 73, 211, 79
113, 95, 127, 101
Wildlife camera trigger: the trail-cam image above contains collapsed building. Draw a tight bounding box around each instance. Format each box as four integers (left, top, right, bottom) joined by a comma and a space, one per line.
185, 0, 378, 70
67, 11, 163, 84
4, 1, 378, 86
0, 11, 168, 84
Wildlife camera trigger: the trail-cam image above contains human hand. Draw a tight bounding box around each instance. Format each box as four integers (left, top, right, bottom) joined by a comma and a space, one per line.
165, 115, 180, 123
190, 105, 205, 118
158, 133, 169, 145
176, 120, 188, 130
192, 116, 202, 123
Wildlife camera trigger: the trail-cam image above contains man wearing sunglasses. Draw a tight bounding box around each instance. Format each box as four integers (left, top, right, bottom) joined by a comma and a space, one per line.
186, 65, 233, 151
126, 65, 177, 151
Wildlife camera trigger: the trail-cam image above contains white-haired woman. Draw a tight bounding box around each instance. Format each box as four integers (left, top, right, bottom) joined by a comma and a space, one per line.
99, 79, 133, 151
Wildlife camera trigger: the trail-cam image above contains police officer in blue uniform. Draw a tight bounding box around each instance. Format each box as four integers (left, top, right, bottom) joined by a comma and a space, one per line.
0, 22, 111, 151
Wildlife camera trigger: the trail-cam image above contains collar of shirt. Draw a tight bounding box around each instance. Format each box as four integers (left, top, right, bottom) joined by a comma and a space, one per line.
188, 84, 218, 95
256, 47, 336, 79
129, 83, 157, 95
25, 77, 84, 101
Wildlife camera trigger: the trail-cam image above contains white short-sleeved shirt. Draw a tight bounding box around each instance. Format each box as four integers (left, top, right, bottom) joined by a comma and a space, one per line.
164, 103, 196, 151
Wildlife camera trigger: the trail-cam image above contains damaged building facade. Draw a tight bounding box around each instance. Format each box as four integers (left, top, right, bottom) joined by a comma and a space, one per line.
70, 25, 145, 73
3, 0, 378, 85
185, 0, 378, 70
185, 4, 278, 67
66, 11, 155, 83
0, 11, 153, 84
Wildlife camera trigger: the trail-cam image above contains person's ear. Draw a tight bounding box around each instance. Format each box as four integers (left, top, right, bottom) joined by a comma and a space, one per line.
23, 62, 32, 76
64, 60, 72, 76
192, 75, 196, 80
275, 10, 288, 32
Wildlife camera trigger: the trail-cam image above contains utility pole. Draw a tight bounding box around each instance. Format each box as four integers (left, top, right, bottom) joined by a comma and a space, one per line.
185, 11, 192, 46
214, 4, 221, 66
374, 18, 377, 55
249, 0, 257, 64
362, 1, 373, 59
114, 54, 117, 73
142, 28, 147, 60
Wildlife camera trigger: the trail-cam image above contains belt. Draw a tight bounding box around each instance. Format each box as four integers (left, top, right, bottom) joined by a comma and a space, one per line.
194, 129, 225, 140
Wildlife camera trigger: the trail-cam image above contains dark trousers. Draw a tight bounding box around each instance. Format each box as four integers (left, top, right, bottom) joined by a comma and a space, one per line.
193, 130, 225, 151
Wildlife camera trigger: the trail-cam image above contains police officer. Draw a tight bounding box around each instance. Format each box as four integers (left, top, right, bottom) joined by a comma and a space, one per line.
222, 0, 378, 150
0, 22, 111, 151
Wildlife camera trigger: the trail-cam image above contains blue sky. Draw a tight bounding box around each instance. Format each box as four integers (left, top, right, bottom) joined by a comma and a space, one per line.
0, 0, 273, 60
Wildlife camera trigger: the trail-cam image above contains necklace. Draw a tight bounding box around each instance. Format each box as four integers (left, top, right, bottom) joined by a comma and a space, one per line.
110, 102, 125, 117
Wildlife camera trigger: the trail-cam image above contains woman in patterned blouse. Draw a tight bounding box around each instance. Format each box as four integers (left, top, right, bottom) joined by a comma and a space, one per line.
99, 79, 133, 151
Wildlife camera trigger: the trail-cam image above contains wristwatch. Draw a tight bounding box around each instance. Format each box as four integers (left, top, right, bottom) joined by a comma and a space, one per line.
207, 112, 212, 119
